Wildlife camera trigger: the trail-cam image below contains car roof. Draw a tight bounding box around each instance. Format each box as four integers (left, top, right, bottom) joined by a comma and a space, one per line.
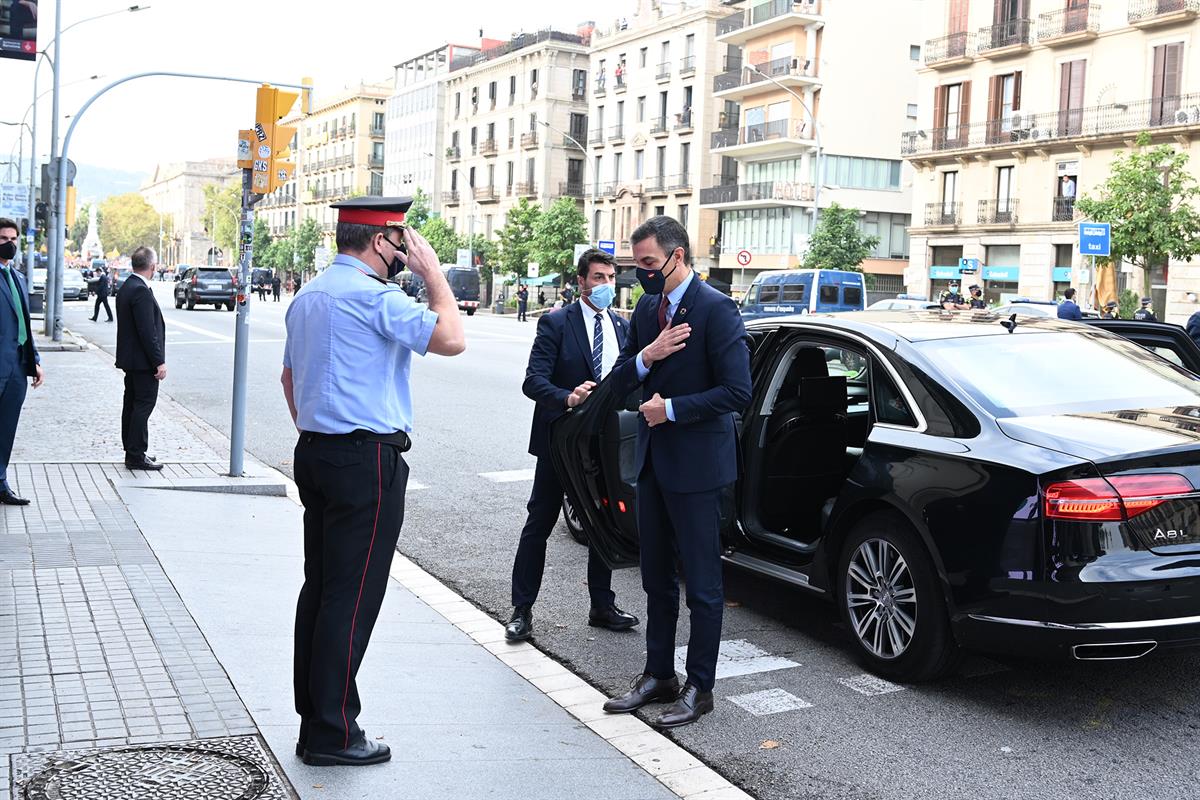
747, 309, 1093, 343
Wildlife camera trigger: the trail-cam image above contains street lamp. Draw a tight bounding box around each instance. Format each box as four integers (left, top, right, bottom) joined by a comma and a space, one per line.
6, 75, 102, 183
747, 64, 824, 232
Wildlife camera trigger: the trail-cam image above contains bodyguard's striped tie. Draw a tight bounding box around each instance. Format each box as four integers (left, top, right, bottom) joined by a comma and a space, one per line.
592, 312, 604, 380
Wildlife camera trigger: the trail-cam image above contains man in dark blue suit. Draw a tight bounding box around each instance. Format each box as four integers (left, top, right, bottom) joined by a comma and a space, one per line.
0, 218, 44, 505
601, 216, 752, 728
505, 249, 640, 641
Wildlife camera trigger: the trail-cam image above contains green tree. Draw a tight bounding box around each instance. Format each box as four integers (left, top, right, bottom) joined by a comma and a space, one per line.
1075, 132, 1200, 299
291, 217, 323, 273
802, 203, 880, 271
496, 198, 542, 278
532, 198, 587, 287
268, 234, 295, 273
69, 202, 92, 248
97, 193, 159, 256
202, 182, 241, 260
419, 216, 462, 264
407, 187, 432, 231
252, 217, 271, 270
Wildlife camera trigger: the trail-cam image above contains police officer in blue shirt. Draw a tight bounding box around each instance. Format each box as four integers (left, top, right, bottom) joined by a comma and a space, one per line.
282, 197, 466, 767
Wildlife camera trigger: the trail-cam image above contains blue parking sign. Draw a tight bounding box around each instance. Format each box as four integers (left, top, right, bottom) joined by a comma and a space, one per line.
1078, 222, 1111, 257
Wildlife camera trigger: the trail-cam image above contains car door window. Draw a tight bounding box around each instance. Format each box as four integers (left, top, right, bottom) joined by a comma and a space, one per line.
759, 284, 780, 303
780, 283, 805, 303
1147, 345, 1185, 368
819, 284, 839, 304
872, 364, 918, 427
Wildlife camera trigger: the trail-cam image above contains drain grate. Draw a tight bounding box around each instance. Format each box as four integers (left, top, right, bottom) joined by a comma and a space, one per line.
11, 736, 292, 800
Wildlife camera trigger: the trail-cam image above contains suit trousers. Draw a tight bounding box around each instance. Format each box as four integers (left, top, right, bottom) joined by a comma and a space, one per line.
293, 433, 408, 753
637, 451, 725, 693
511, 457, 615, 610
0, 365, 28, 490
92, 295, 112, 321
120, 370, 159, 459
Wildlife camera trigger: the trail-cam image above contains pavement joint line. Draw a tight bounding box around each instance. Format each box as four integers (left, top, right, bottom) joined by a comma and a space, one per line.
385, 554, 753, 800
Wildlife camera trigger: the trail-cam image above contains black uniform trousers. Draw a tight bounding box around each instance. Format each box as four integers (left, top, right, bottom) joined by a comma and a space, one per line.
120, 370, 159, 460
92, 294, 112, 321
637, 452, 724, 693
0, 364, 28, 491
293, 431, 408, 753
511, 457, 615, 610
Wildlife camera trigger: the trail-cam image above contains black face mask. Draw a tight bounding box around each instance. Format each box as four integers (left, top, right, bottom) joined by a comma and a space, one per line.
377, 235, 406, 279
636, 253, 678, 295
0, 241, 16, 261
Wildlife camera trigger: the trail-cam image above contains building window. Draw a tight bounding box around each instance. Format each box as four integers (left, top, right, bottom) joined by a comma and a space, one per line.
996, 165, 1014, 218
614, 152, 623, 182
573, 69, 587, 98
639, 47, 648, 67
637, 96, 646, 122
635, 150, 644, 179
910, 44, 920, 61
942, 170, 957, 216
506, 161, 514, 189
906, 103, 918, 119
1151, 42, 1184, 126
509, 75, 517, 104
680, 143, 690, 179
678, 204, 688, 228
817, 155, 903, 191
1058, 59, 1086, 136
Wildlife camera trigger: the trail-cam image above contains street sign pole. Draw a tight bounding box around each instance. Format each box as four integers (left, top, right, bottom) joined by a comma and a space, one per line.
229, 168, 257, 478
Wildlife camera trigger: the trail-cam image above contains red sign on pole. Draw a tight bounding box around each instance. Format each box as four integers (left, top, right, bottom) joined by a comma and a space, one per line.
736, 249, 752, 266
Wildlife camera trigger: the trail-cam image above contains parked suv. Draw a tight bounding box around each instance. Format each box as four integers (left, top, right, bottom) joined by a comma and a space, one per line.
174, 266, 236, 311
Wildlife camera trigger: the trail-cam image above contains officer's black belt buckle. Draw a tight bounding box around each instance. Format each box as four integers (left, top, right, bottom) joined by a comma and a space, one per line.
304, 429, 412, 452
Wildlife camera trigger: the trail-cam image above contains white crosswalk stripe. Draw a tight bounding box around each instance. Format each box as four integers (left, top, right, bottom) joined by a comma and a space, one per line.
676, 639, 801, 681
836, 673, 906, 696
479, 468, 536, 483
727, 688, 813, 716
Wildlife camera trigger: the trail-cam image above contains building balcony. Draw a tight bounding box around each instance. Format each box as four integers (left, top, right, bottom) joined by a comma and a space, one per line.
1037, 3, 1101, 45
564, 132, 588, 150
977, 199, 1019, 226
925, 202, 962, 228
711, 118, 816, 161
650, 117, 671, 137
513, 182, 537, 198
674, 111, 694, 132
714, 55, 820, 101
368, 155, 384, 169
1129, 0, 1200, 27
656, 62, 672, 82
644, 176, 667, 195
609, 125, 626, 143
699, 179, 814, 209
901, 92, 1200, 160
589, 129, 605, 147
716, 0, 822, 46
976, 18, 1032, 58
572, 89, 587, 102
594, 85, 607, 97
443, 191, 461, 205
558, 181, 585, 198
480, 139, 498, 156
680, 56, 697, 78
446, 145, 461, 162
370, 125, 385, 137
668, 174, 693, 192
924, 31, 974, 68
1052, 196, 1076, 222
599, 181, 618, 199
520, 131, 539, 149
474, 187, 499, 203
613, 78, 627, 94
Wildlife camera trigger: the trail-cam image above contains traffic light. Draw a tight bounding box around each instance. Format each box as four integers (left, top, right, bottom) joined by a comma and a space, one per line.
251, 84, 300, 195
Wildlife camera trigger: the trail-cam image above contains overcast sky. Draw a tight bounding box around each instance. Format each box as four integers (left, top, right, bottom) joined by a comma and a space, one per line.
4, 0, 627, 181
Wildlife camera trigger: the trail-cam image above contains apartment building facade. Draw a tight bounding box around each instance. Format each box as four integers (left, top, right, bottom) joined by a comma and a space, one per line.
384, 44, 481, 200
586, 0, 725, 273
904, 0, 1200, 320
438, 30, 591, 241
700, 0, 920, 294
259, 83, 390, 242
140, 159, 238, 267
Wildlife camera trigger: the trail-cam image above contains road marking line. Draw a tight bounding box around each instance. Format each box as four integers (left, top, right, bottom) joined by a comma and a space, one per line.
676, 639, 800, 681
479, 468, 536, 483
408, 481, 427, 491
727, 688, 813, 716
163, 316, 233, 342
166, 339, 287, 346
836, 673, 906, 696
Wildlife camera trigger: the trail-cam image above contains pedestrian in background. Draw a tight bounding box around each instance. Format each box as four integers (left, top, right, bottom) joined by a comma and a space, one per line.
1057, 287, 1083, 320
504, 249, 637, 643
89, 267, 113, 323
115, 247, 166, 472
272, 274, 282, 302
517, 284, 529, 321
282, 197, 465, 768
0, 218, 43, 505
1102, 300, 1120, 319
1133, 297, 1158, 322
967, 284, 986, 309
601, 216, 752, 728
538, 289, 546, 307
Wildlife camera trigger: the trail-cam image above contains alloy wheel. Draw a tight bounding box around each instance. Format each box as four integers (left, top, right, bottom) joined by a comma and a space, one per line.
845, 538, 917, 660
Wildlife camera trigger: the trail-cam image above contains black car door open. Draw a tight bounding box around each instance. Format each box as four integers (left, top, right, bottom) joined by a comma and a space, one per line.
1082, 319, 1200, 374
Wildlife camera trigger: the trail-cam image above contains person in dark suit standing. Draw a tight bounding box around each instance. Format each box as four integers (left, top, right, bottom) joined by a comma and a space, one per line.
0, 218, 44, 505
601, 216, 752, 728
272, 274, 282, 302
89, 267, 113, 322
504, 249, 638, 642
115, 247, 166, 472
516, 284, 529, 321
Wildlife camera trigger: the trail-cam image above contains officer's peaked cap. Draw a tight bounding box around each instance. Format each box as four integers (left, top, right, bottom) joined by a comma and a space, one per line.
331, 196, 413, 227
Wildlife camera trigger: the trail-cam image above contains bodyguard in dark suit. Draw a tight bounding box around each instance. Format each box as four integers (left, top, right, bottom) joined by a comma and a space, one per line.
601, 216, 752, 728
115, 247, 166, 471
0, 218, 44, 505
90, 267, 113, 322
505, 249, 639, 641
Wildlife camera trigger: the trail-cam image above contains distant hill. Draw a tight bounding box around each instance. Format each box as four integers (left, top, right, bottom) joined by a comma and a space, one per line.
72, 164, 147, 205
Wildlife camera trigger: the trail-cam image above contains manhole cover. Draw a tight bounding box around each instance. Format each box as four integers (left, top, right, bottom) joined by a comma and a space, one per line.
13, 736, 291, 800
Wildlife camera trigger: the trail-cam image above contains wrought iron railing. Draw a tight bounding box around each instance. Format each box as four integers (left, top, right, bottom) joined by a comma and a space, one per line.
712, 118, 809, 149
680, 55, 696, 76
924, 202, 962, 226
716, 11, 745, 35
651, 118, 669, 135
699, 180, 813, 205
520, 132, 539, 148
645, 176, 666, 193
675, 111, 694, 130
558, 182, 584, 198
589, 129, 604, 145
977, 199, 1019, 225
474, 187, 498, 201
513, 182, 537, 197
924, 31, 974, 64
1129, 0, 1200, 23
443, 191, 460, 204
656, 62, 672, 80
977, 18, 1031, 51
480, 139, 498, 156
609, 125, 625, 142
1038, 3, 1100, 39
668, 174, 692, 191
1053, 196, 1076, 222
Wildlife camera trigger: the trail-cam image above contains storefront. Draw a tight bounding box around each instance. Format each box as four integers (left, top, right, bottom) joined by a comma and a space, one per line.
983, 245, 1021, 305
929, 265, 963, 302
1052, 267, 1072, 301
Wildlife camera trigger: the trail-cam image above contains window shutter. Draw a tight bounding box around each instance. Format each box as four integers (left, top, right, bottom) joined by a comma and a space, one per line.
1164, 43, 1183, 99
1070, 61, 1086, 108
987, 75, 1000, 122
1059, 62, 1071, 111
934, 85, 947, 128
1013, 71, 1022, 111
959, 80, 972, 141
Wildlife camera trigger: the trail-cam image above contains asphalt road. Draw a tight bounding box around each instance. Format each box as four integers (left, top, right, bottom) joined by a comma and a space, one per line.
65, 282, 1200, 800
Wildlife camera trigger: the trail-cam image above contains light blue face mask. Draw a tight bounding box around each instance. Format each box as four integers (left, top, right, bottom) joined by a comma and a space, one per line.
586, 282, 615, 309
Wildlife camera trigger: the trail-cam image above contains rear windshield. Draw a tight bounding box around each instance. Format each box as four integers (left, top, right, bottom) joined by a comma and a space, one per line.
199, 270, 231, 280
914, 330, 1200, 418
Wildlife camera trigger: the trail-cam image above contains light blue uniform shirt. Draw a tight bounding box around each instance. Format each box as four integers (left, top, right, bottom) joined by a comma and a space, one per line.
635, 269, 695, 422
283, 255, 438, 434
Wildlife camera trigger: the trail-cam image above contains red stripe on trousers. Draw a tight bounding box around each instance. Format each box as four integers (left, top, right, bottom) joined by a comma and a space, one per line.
340, 442, 382, 750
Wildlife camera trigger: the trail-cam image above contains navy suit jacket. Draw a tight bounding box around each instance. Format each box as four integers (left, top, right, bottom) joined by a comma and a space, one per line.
523, 301, 630, 458
0, 266, 40, 378
1057, 300, 1083, 320
611, 276, 752, 494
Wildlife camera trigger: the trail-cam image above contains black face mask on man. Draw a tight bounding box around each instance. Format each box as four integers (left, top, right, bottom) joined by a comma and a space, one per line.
0, 241, 17, 262
377, 234, 406, 279
636, 252, 678, 295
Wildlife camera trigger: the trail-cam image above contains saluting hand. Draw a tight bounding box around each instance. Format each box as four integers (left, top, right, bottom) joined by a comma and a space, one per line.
641, 323, 690, 366
639, 393, 669, 427
398, 227, 440, 280
566, 380, 596, 408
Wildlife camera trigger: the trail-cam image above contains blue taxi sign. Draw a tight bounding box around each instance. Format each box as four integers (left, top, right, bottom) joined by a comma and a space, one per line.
1078, 222, 1111, 257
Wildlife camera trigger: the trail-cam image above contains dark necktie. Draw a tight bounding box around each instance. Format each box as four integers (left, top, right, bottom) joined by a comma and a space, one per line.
592, 312, 604, 380
658, 295, 670, 331
1, 268, 26, 346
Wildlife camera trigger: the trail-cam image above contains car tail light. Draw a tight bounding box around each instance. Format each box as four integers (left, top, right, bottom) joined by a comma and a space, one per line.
1044, 474, 1194, 521
618, 501, 627, 513
191, 275, 198, 286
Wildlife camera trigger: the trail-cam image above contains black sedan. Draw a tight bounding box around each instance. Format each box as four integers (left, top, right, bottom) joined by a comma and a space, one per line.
551, 310, 1200, 681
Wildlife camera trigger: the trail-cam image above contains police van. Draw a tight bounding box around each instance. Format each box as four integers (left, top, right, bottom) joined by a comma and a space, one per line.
413, 266, 481, 315
739, 269, 866, 320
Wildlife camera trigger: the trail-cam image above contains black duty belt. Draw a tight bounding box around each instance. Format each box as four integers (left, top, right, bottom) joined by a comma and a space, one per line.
302, 429, 412, 452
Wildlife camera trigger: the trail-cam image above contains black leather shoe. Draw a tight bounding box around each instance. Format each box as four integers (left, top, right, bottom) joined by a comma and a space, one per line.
603, 673, 680, 714
505, 605, 533, 642
0, 490, 30, 505
302, 737, 391, 767
125, 457, 163, 471
588, 605, 639, 631
654, 683, 714, 728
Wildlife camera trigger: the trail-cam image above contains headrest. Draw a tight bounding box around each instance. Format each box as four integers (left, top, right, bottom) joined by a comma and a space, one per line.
796, 375, 847, 413
792, 347, 827, 378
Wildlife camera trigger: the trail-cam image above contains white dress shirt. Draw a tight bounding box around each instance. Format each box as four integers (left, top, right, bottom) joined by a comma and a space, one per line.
578, 299, 619, 379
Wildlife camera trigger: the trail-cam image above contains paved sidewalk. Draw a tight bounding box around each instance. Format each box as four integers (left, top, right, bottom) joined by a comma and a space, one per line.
1, 331, 749, 799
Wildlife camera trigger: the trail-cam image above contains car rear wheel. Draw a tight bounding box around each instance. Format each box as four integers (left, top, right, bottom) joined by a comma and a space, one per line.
466, 308, 476, 316
186, 295, 195, 310
561, 493, 587, 545
174, 298, 182, 309
837, 510, 961, 682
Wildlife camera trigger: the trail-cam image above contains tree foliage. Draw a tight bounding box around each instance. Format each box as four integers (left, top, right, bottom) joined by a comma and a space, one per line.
419, 216, 461, 264
202, 182, 241, 260
532, 198, 587, 285
97, 193, 159, 257
407, 187, 432, 231
802, 203, 879, 271
291, 217, 323, 272
464, 232, 498, 278
496, 198, 542, 277
1075, 132, 1200, 296
252, 217, 271, 270
69, 202, 92, 249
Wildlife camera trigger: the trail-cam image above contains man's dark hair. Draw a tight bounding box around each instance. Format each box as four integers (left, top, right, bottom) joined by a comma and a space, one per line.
1064, 287, 1076, 300
336, 222, 394, 253
630, 215, 690, 265
0, 218, 17, 235
131, 247, 156, 272
575, 248, 617, 278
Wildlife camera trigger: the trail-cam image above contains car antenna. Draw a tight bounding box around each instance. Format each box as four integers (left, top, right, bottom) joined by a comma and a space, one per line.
1000, 313, 1018, 333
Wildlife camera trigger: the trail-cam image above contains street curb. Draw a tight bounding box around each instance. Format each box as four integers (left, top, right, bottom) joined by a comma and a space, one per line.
112, 476, 288, 497
33, 327, 88, 352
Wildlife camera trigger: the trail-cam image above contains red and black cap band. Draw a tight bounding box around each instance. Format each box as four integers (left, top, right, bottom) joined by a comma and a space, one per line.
337, 209, 407, 227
